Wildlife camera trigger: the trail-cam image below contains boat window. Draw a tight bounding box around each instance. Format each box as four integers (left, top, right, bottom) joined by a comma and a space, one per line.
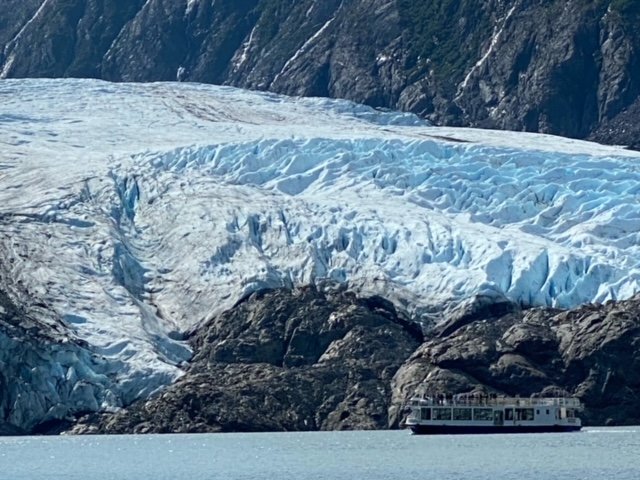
505, 409, 514, 421
420, 408, 431, 421
433, 408, 452, 421
546, 409, 550, 415
536, 409, 540, 415
567, 409, 575, 418
473, 408, 493, 421
453, 408, 472, 421
515, 408, 535, 421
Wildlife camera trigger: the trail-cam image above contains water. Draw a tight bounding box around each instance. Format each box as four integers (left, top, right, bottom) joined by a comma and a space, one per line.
1, 428, 638, 480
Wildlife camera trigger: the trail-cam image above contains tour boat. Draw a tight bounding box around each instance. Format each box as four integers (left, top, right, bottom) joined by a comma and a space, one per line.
404, 393, 582, 434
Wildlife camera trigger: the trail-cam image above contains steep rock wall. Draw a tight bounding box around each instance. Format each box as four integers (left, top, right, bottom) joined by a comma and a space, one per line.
1, 0, 639, 146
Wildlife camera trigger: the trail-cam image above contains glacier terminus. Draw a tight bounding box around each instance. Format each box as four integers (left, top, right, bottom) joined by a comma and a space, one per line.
2, 79, 640, 431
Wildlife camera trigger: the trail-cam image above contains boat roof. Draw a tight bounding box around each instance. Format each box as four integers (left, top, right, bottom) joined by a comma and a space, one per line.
411, 395, 582, 408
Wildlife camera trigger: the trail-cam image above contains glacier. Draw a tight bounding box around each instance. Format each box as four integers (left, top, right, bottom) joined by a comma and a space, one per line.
2, 78, 640, 421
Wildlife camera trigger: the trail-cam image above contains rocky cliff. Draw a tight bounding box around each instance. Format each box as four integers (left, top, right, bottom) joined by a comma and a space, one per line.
391, 295, 640, 427
1, 0, 639, 147
68, 288, 640, 434
70, 287, 423, 433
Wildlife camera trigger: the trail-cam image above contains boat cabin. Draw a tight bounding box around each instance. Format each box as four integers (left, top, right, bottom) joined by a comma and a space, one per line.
405, 393, 582, 434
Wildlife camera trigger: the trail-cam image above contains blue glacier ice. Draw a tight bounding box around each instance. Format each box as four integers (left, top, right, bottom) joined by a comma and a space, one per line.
2, 78, 640, 414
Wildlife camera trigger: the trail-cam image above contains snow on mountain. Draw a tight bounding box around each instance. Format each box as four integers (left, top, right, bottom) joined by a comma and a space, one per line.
2, 78, 640, 407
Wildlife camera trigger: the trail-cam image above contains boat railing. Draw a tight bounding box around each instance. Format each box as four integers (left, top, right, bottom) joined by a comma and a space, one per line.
410, 395, 582, 408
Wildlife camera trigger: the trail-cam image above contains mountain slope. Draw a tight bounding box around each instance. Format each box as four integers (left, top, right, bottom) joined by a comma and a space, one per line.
1, 0, 639, 147
2, 79, 640, 430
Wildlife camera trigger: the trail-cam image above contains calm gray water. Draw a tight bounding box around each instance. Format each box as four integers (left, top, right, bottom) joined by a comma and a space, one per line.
1, 428, 639, 480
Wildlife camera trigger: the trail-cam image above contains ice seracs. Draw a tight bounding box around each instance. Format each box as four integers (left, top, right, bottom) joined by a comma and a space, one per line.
2, 78, 640, 416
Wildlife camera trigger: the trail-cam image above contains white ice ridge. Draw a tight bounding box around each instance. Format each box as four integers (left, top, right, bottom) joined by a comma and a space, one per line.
2, 78, 640, 403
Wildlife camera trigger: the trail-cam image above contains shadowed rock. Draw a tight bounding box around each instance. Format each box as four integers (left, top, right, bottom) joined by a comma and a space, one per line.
72, 289, 640, 433
71, 287, 422, 433
391, 296, 640, 427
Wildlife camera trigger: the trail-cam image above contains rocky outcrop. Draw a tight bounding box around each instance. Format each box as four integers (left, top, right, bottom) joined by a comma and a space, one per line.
589, 98, 640, 150
69, 289, 640, 434
1, 0, 639, 147
391, 296, 640, 427
69, 287, 422, 433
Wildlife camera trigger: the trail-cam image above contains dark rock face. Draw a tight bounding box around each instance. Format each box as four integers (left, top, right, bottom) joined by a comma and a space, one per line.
391, 296, 640, 427
589, 98, 640, 150
71, 289, 640, 434
71, 287, 422, 433
2, 0, 640, 147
